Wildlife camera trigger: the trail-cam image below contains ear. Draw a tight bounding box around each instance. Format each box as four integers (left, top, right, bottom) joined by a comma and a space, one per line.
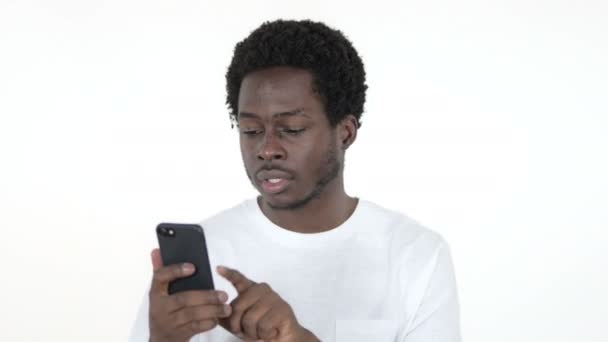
338, 114, 358, 151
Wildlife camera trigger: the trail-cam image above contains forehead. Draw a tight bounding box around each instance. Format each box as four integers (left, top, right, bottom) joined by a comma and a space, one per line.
238, 67, 323, 119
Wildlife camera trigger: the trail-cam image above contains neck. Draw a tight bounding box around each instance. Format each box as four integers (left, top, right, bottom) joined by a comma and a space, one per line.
258, 176, 358, 234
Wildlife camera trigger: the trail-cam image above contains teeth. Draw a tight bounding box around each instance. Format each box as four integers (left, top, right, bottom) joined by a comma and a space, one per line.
268, 178, 282, 183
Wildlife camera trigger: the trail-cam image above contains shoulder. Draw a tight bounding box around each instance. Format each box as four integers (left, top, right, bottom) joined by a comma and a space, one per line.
363, 200, 457, 302
198, 198, 255, 239
360, 199, 448, 256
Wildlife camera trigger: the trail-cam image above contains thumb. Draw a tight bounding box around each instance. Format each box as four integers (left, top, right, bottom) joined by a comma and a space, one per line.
150, 248, 163, 271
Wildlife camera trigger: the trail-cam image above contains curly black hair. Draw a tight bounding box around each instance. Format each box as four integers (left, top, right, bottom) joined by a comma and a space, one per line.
225, 19, 367, 129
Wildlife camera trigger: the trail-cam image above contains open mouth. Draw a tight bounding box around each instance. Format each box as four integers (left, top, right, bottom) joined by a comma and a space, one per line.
260, 178, 290, 194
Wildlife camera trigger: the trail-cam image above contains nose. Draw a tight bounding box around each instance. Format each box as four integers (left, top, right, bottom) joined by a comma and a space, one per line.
257, 130, 286, 161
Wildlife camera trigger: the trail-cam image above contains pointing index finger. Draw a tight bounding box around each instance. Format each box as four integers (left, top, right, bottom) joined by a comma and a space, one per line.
216, 266, 255, 293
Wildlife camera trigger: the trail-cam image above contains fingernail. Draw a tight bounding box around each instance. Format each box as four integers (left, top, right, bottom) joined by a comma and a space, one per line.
223, 304, 231, 315
182, 263, 195, 274
218, 292, 228, 302
236, 332, 245, 339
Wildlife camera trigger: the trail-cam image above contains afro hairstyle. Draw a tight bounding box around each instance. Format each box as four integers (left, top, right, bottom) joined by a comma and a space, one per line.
225, 19, 367, 129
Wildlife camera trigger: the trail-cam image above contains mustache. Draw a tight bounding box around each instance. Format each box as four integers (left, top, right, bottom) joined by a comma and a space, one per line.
255, 164, 295, 177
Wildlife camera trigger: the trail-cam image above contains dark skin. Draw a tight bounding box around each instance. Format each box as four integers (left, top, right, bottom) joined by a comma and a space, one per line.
238, 66, 359, 233
149, 66, 359, 341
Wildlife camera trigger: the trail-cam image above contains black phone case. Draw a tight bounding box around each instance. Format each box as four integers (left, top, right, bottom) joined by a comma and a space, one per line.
156, 223, 215, 294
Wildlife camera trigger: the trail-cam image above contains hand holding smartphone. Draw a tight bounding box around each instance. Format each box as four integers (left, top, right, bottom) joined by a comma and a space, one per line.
155, 223, 215, 293
149, 223, 231, 342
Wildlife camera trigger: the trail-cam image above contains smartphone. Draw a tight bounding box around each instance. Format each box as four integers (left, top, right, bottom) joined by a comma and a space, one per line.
156, 223, 215, 294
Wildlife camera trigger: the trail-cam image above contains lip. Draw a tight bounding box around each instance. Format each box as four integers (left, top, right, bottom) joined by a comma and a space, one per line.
256, 169, 293, 195
260, 178, 291, 194
257, 169, 293, 182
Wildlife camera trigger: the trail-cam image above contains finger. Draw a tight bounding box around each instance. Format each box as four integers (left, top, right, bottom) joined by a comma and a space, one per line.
166, 290, 229, 313
172, 303, 232, 327
255, 306, 283, 341
240, 296, 278, 340
228, 295, 261, 338
151, 248, 163, 271
150, 263, 195, 296
222, 283, 272, 337
216, 265, 255, 293
173, 318, 220, 341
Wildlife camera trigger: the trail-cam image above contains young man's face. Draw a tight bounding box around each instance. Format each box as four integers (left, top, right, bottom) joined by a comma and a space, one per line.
237, 66, 341, 210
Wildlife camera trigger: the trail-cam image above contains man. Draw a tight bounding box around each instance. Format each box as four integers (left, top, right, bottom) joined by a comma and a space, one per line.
130, 19, 461, 342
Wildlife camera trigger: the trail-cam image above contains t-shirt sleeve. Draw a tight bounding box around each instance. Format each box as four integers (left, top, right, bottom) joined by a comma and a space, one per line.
400, 237, 462, 342
128, 291, 150, 342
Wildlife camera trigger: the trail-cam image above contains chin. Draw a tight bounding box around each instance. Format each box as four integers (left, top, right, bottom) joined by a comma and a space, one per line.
260, 190, 316, 211
259, 192, 292, 209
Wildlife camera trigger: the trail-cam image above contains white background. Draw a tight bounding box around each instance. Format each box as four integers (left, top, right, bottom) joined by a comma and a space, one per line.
1, 0, 606, 341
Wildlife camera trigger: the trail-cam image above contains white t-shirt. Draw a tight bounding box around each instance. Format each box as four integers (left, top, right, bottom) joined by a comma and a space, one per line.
129, 198, 461, 342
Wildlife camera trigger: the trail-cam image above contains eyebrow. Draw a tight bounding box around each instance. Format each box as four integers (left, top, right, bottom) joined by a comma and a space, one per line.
238, 108, 311, 120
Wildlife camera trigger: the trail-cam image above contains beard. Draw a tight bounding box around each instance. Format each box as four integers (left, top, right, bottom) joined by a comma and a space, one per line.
270, 140, 341, 210
244, 135, 342, 211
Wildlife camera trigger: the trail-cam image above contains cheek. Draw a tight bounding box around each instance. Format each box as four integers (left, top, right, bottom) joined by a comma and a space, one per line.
240, 139, 253, 157
295, 142, 327, 172
239, 142, 255, 168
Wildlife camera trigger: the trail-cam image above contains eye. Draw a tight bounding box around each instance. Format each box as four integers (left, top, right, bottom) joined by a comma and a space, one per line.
283, 128, 305, 135
241, 129, 262, 136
